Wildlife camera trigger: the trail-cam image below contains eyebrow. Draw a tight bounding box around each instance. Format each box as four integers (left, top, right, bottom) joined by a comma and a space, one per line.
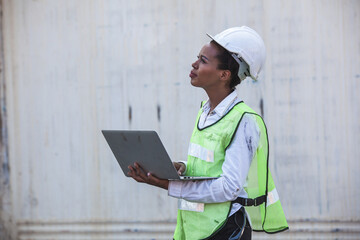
200, 55, 210, 61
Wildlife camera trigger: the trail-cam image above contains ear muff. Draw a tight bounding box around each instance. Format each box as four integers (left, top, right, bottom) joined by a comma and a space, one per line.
231, 53, 250, 81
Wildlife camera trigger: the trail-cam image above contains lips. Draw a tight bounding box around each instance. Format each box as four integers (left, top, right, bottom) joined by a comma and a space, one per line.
189, 71, 197, 78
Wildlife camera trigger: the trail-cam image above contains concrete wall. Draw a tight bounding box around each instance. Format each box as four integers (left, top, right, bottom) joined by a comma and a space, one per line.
1, 0, 359, 239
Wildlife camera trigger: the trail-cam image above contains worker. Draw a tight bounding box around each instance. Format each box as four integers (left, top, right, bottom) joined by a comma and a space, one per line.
128, 26, 288, 240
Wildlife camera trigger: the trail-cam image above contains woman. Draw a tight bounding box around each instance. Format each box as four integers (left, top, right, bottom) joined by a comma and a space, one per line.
128, 26, 288, 240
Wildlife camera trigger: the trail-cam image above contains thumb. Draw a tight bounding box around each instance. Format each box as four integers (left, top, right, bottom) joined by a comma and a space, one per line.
179, 164, 186, 175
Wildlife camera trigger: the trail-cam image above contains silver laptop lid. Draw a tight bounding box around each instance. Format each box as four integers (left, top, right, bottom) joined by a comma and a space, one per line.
102, 130, 181, 180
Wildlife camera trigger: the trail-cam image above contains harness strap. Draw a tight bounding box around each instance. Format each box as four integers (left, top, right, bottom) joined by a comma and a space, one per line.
232, 195, 266, 207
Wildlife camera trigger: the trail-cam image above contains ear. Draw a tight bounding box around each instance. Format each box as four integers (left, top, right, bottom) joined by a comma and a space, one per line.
219, 70, 232, 83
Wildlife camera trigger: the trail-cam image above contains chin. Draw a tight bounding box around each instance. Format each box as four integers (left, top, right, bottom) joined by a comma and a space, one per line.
190, 79, 199, 87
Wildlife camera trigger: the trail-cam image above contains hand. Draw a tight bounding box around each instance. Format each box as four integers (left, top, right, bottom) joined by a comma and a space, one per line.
173, 162, 186, 176
127, 162, 169, 190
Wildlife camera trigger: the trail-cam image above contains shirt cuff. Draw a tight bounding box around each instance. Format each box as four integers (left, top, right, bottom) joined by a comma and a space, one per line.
168, 180, 183, 198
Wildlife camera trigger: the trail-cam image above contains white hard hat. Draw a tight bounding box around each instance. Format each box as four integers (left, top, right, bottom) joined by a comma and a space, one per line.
207, 26, 266, 81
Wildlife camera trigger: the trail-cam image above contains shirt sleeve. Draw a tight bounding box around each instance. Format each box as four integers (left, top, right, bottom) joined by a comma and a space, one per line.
168, 114, 260, 203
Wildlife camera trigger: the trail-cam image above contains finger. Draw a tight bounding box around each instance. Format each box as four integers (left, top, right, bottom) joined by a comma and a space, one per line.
131, 175, 145, 183
131, 164, 140, 175
128, 171, 142, 181
134, 162, 143, 173
176, 163, 185, 175
134, 164, 153, 183
130, 163, 143, 178
173, 162, 182, 175
127, 165, 135, 176
134, 163, 148, 179
128, 165, 138, 176
127, 166, 145, 182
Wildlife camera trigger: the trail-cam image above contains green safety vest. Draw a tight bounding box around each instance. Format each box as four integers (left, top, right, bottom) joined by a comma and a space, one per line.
173, 101, 288, 240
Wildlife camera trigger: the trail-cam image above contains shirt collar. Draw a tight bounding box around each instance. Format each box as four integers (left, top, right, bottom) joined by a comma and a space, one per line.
202, 91, 240, 117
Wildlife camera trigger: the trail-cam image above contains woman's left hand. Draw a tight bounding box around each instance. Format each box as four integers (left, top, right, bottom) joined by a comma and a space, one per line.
127, 162, 169, 190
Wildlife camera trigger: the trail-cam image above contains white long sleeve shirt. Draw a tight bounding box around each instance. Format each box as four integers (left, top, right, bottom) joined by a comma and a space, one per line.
168, 91, 260, 216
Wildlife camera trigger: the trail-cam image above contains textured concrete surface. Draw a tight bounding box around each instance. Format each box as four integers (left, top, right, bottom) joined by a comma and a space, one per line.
1, 0, 360, 239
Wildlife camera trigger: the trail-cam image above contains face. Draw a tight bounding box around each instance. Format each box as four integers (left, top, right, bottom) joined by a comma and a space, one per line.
189, 42, 226, 91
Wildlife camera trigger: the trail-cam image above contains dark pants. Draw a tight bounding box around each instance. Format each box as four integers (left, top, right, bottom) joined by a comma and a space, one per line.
209, 208, 252, 240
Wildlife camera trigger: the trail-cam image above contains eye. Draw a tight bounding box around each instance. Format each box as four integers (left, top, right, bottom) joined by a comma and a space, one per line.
197, 56, 206, 63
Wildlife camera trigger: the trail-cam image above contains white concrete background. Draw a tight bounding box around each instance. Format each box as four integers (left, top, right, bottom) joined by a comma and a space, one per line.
1, 0, 360, 239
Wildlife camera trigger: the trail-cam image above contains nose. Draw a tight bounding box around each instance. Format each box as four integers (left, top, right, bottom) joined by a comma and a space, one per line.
192, 59, 199, 69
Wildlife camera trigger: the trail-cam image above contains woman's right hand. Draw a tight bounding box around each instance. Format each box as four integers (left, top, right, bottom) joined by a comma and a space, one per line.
173, 162, 186, 176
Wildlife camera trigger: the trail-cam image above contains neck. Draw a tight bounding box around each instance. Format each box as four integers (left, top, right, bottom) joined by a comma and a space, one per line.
205, 88, 233, 112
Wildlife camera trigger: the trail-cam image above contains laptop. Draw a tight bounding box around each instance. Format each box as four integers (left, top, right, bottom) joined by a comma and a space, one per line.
102, 130, 217, 180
